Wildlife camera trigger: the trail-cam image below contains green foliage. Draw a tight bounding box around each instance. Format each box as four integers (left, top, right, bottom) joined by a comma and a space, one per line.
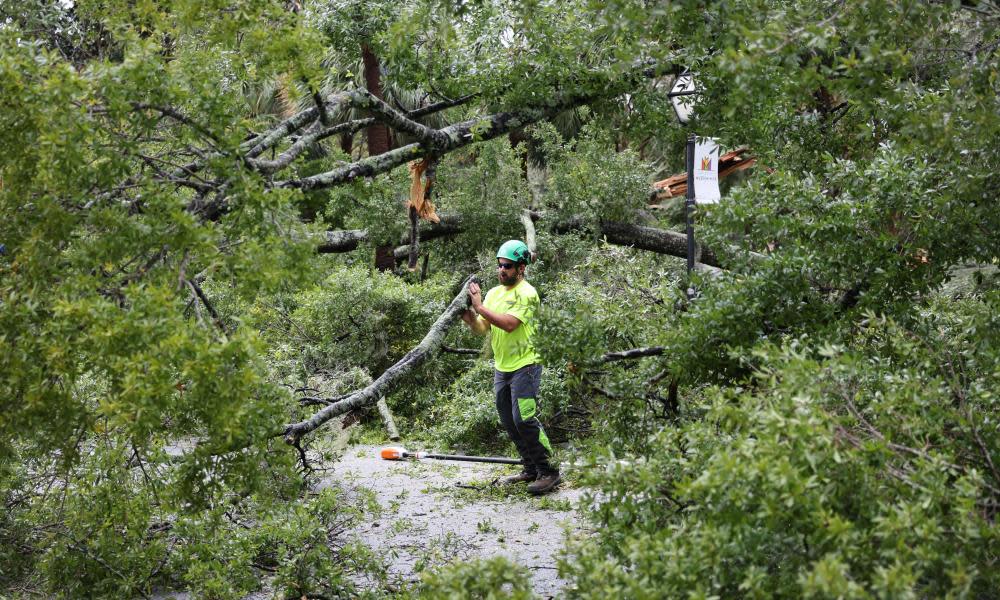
327, 171, 411, 244
534, 245, 683, 447
170, 487, 376, 599
432, 139, 531, 260
289, 267, 449, 375
425, 360, 507, 453
317, 0, 399, 56
563, 299, 1000, 597
534, 120, 651, 229
3, 0, 999, 597
705, 144, 990, 309
536, 245, 678, 364
385, 0, 640, 108
414, 556, 536, 600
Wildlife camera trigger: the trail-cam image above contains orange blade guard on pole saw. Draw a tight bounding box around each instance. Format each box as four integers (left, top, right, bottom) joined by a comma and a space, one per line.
380, 447, 406, 460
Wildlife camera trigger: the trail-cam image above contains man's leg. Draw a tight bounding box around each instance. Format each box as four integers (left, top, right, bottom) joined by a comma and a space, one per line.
509, 365, 558, 486
495, 370, 537, 478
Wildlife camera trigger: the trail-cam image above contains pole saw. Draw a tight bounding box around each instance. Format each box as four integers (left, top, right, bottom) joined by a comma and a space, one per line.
379, 446, 524, 465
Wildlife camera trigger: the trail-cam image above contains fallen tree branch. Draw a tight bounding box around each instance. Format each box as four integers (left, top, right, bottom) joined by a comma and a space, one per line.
392, 215, 460, 259
314, 215, 464, 256
441, 345, 481, 355
282, 275, 477, 443
521, 209, 538, 262
316, 228, 369, 253
278, 141, 425, 191
317, 213, 734, 268
596, 221, 721, 267
275, 85, 649, 191
243, 104, 325, 159
349, 88, 450, 148
602, 346, 665, 362
246, 118, 374, 174
170, 68, 663, 219
376, 397, 401, 441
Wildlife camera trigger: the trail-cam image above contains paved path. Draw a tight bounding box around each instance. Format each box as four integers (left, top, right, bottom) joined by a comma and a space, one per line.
323, 445, 582, 598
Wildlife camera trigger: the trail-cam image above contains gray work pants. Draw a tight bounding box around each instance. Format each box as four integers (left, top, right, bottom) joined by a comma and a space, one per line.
494, 364, 556, 476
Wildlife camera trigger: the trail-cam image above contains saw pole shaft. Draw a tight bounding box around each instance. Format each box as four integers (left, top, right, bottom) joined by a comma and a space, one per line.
423, 453, 524, 465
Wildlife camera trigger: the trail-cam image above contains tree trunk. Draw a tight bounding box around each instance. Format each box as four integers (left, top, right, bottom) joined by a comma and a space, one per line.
374, 244, 396, 271
362, 43, 392, 156
339, 132, 353, 157
362, 42, 398, 271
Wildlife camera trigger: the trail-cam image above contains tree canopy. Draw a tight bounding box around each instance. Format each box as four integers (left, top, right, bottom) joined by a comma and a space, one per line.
1, 0, 999, 597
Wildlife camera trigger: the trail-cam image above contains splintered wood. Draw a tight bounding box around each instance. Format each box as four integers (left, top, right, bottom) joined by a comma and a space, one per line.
651, 147, 757, 202
408, 157, 441, 223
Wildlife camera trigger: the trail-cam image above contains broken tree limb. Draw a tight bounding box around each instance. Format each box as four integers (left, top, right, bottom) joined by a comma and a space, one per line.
407, 156, 441, 270
273, 63, 671, 193
595, 220, 762, 268
521, 209, 538, 262
376, 397, 400, 441
594, 221, 719, 267
652, 148, 757, 200
441, 345, 481, 355
316, 213, 758, 270
315, 214, 464, 254
407, 204, 420, 270
282, 275, 477, 444
602, 346, 665, 362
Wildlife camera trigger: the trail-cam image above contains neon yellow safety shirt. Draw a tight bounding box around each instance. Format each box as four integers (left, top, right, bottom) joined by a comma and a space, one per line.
482, 279, 541, 372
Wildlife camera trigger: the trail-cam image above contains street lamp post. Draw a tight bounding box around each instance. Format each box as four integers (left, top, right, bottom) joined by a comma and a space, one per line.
668, 71, 698, 125
668, 71, 700, 279
685, 134, 696, 276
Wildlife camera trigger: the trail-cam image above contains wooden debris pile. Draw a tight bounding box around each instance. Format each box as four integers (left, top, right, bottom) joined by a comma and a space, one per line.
651, 147, 757, 203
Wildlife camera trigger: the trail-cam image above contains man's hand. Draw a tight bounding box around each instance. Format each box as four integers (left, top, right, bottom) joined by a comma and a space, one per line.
464, 280, 520, 333
468, 281, 483, 308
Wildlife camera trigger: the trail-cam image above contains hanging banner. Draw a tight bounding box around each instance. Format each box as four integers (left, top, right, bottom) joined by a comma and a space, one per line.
693, 138, 721, 204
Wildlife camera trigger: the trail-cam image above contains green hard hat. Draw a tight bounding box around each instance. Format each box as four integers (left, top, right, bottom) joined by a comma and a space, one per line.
497, 240, 531, 264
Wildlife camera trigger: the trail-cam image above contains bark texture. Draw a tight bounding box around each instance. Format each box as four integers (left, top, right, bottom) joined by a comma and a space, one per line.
283, 275, 477, 443
315, 214, 464, 255
376, 397, 400, 441
597, 221, 721, 268
602, 346, 666, 362
317, 214, 731, 267
362, 43, 392, 156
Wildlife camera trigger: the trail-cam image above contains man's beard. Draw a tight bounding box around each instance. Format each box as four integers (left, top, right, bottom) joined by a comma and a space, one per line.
499, 270, 519, 286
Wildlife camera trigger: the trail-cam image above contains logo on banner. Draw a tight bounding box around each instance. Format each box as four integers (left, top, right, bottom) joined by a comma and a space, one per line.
693, 138, 721, 204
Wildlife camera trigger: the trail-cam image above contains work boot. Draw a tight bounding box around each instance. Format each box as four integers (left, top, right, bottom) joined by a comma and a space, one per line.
504, 471, 537, 485
527, 472, 561, 495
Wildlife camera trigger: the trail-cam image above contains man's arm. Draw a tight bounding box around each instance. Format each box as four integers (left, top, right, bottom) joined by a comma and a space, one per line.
461, 281, 491, 334
462, 307, 490, 334
467, 282, 522, 333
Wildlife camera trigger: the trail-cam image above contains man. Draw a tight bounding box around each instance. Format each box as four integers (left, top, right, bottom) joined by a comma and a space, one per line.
462, 240, 560, 495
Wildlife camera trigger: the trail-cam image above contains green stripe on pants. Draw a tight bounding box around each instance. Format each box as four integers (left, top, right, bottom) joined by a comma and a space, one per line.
517, 397, 536, 420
